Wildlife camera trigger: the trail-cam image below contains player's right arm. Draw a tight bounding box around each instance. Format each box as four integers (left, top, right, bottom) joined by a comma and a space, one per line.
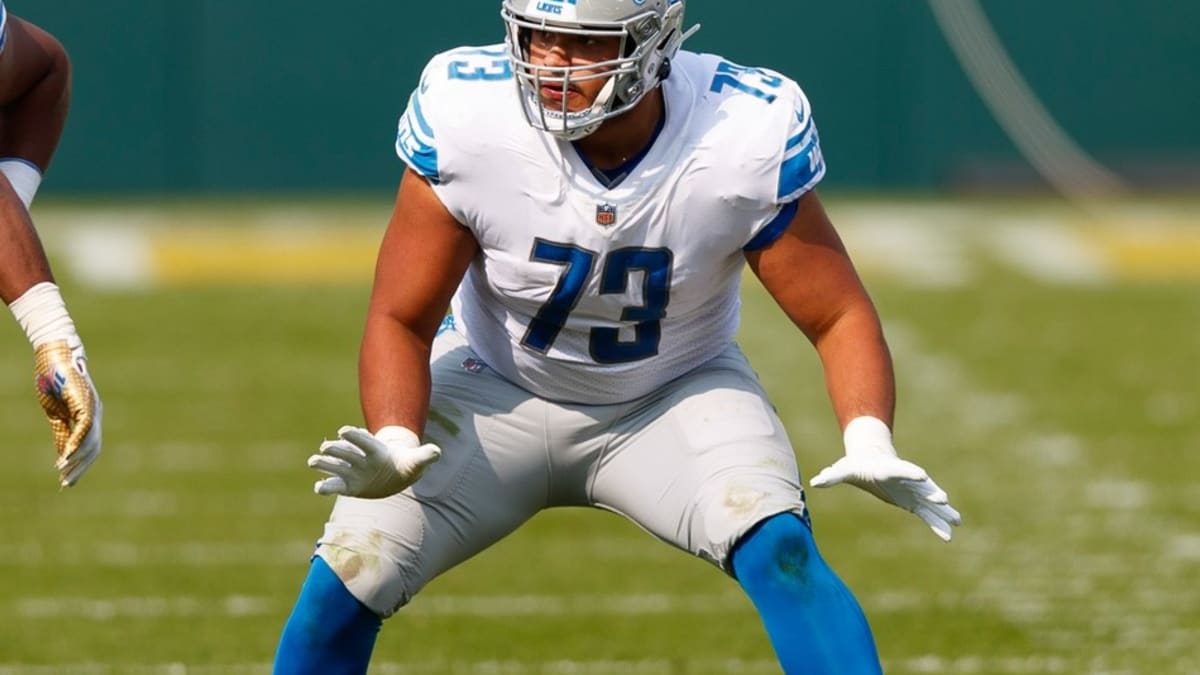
308, 49, 486, 499
0, 10, 102, 489
358, 168, 478, 436
306, 168, 478, 499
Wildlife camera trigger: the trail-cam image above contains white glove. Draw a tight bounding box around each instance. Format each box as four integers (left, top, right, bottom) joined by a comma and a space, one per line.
810, 416, 962, 541
34, 335, 103, 488
307, 425, 441, 499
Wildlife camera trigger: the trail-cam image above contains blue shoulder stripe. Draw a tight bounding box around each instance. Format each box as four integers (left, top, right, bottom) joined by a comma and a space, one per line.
395, 90, 440, 181
778, 127, 824, 200
408, 91, 435, 139
396, 135, 439, 182
785, 116, 814, 152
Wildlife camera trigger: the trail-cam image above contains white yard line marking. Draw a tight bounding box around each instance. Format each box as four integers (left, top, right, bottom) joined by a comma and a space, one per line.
0, 534, 689, 567
985, 220, 1110, 284
838, 218, 974, 288
4, 655, 1175, 675
63, 225, 154, 288
0, 541, 316, 567
0, 662, 767, 675
9, 593, 753, 621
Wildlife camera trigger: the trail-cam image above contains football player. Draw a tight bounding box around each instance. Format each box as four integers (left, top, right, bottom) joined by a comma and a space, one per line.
275, 1, 960, 672
0, 1, 102, 488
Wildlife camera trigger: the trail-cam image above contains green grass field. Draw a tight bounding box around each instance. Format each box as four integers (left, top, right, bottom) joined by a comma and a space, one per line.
0, 196, 1197, 674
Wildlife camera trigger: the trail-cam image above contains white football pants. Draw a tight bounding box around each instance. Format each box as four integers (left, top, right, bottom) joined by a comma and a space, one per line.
315, 326, 807, 617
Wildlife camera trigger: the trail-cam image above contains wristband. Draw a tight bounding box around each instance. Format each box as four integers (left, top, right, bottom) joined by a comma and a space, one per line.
375, 425, 421, 447
843, 416, 895, 455
0, 158, 43, 210
8, 281, 78, 347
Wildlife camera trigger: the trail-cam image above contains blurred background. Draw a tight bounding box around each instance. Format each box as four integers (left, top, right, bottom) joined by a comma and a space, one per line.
17, 1, 1200, 194
1, 1, 1197, 674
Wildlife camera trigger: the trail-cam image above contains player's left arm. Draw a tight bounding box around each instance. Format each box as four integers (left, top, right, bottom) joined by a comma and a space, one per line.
0, 14, 101, 489
745, 191, 890, 427
745, 191, 962, 541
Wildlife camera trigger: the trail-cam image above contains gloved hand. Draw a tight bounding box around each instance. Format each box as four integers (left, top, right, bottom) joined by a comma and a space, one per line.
810, 416, 961, 541
308, 425, 442, 499
34, 334, 103, 488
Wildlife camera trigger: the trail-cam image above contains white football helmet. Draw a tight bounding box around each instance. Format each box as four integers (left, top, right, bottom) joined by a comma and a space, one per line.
501, 0, 695, 141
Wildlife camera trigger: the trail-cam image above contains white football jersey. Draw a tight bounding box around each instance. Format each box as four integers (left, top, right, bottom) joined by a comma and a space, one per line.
395, 45, 825, 404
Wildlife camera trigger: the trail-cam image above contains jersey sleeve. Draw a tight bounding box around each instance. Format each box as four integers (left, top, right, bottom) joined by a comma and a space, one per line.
394, 45, 514, 191
776, 86, 826, 204
395, 56, 446, 184
742, 81, 827, 252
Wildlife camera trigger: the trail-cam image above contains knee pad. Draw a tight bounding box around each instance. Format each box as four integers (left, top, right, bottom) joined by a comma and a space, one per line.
316, 529, 419, 618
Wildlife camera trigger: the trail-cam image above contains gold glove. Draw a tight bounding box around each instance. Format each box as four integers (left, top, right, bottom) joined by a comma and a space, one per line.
33, 337, 103, 487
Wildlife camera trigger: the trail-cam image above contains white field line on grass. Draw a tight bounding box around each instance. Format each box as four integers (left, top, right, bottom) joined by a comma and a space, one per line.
984, 220, 1109, 283
30, 580, 1191, 625
0, 655, 1143, 675
65, 225, 154, 288
0, 490, 313, 518
836, 216, 974, 287
0, 536, 682, 568
0, 663, 762, 675
27, 585, 1119, 622
4, 440, 315, 479
0, 541, 317, 567
9, 593, 754, 621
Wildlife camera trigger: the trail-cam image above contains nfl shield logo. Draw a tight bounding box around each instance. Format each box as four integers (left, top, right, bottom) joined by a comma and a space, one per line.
596, 203, 618, 227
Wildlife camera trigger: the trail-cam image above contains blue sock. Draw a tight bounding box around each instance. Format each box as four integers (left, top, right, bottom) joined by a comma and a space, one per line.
731, 513, 882, 675
273, 556, 382, 675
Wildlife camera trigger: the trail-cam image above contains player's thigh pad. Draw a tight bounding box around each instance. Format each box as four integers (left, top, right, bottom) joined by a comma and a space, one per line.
591, 345, 806, 573
315, 328, 549, 617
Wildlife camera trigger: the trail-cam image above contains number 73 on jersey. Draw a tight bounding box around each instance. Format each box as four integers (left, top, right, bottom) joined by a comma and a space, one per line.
521, 239, 673, 365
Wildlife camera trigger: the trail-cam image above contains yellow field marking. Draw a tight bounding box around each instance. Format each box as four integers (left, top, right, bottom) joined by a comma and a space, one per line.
148, 228, 381, 285
1082, 221, 1200, 281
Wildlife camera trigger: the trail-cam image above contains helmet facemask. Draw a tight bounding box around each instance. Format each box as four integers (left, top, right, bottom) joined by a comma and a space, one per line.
501, 0, 692, 141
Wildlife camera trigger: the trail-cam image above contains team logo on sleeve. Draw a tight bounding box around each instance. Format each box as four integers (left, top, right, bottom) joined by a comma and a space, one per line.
596, 203, 618, 227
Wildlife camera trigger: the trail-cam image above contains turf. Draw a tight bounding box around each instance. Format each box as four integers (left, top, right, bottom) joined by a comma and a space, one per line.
0, 196, 1195, 674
